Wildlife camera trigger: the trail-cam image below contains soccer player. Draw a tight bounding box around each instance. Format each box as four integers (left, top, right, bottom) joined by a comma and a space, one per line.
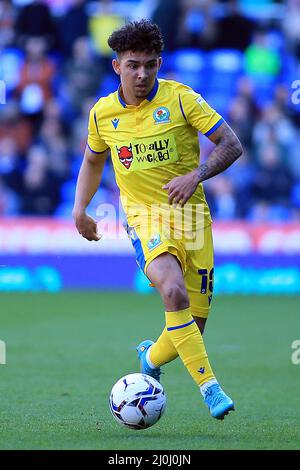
73, 20, 243, 420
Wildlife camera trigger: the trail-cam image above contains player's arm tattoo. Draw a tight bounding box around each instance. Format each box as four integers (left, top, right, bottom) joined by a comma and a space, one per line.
196, 121, 243, 183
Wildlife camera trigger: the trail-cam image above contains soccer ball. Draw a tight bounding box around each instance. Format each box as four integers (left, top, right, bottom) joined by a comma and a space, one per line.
109, 373, 166, 430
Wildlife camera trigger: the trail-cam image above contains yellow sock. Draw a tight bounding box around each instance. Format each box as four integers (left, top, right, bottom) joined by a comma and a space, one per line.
165, 307, 215, 386
149, 327, 178, 368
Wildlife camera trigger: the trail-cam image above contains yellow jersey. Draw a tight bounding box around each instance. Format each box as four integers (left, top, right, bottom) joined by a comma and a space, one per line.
87, 78, 223, 229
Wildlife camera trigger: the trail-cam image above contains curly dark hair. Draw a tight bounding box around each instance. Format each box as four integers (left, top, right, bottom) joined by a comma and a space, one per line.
108, 19, 164, 56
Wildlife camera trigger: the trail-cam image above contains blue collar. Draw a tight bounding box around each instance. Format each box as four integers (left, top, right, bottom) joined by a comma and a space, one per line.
118, 86, 127, 108
146, 78, 159, 101
118, 79, 159, 107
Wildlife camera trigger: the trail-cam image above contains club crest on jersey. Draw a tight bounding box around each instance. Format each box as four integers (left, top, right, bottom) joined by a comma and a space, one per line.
153, 107, 170, 124
147, 234, 162, 251
116, 144, 133, 169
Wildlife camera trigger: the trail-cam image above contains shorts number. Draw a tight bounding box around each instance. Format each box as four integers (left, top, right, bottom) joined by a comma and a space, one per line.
197, 268, 214, 294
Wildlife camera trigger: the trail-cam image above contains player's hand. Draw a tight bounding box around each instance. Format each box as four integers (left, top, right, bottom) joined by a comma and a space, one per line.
162, 170, 199, 207
73, 212, 102, 241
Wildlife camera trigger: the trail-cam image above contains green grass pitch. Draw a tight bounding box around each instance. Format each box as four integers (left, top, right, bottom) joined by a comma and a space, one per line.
0, 292, 299, 450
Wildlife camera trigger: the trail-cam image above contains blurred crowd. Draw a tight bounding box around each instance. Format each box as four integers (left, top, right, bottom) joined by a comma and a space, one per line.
0, 0, 299, 221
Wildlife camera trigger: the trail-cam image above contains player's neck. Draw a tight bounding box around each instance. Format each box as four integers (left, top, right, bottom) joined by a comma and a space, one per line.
119, 86, 144, 106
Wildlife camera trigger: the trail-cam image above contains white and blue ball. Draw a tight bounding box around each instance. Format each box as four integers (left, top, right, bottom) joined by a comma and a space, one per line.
109, 373, 166, 430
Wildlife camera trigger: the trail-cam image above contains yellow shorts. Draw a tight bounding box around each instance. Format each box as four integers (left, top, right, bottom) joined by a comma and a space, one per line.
127, 223, 214, 318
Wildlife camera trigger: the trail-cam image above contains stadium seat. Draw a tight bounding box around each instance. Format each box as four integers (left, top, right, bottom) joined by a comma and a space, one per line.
172, 49, 205, 73
97, 72, 119, 98
205, 49, 243, 95
171, 49, 206, 92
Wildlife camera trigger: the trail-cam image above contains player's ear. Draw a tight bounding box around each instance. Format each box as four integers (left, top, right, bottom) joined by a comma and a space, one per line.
112, 58, 121, 75
158, 57, 163, 70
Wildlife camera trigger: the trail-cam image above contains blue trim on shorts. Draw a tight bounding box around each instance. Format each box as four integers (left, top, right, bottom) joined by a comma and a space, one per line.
204, 118, 224, 136
87, 144, 105, 154
167, 319, 195, 331
130, 230, 146, 272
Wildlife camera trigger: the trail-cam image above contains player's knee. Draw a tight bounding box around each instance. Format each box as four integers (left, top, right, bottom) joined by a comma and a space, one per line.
162, 283, 189, 311
193, 316, 207, 335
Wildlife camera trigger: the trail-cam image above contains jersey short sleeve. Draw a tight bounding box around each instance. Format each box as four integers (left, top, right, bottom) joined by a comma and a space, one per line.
87, 105, 109, 154
179, 87, 224, 136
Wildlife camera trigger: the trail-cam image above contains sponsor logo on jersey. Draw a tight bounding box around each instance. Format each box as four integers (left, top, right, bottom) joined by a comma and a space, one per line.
147, 234, 162, 251
114, 134, 179, 172
153, 107, 170, 124
134, 139, 171, 162
196, 95, 211, 114
116, 144, 133, 169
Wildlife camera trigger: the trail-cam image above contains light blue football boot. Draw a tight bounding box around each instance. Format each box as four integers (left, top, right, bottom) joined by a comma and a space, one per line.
136, 340, 161, 382
203, 383, 235, 420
